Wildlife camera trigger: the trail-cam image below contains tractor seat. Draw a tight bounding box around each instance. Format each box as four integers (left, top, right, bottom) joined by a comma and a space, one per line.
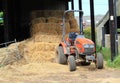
68, 32, 78, 41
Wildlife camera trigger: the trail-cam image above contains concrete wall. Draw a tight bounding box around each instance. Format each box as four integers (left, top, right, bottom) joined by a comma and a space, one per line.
105, 34, 110, 48
105, 34, 120, 53
116, 1, 120, 15
96, 12, 109, 46
118, 35, 120, 54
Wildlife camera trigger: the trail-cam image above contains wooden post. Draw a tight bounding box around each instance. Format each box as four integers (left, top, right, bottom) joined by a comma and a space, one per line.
109, 0, 116, 61
90, 0, 96, 44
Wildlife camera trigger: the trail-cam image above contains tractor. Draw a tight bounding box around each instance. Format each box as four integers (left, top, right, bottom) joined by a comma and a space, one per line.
56, 10, 103, 71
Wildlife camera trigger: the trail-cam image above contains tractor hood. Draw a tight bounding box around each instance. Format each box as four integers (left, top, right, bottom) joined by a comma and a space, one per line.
75, 37, 94, 45
75, 36, 95, 54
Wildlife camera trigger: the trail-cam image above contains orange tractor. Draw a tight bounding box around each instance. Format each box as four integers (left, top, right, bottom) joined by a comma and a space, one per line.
56, 10, 103, 71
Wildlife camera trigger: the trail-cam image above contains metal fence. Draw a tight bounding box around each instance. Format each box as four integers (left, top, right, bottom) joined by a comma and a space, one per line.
0, 39, 22, 66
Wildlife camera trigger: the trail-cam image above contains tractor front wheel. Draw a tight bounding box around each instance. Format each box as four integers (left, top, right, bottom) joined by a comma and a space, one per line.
68, 56, 76, 71
96, 53, 103, 69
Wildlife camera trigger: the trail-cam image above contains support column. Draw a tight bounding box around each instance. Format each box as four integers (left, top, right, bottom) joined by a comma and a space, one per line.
78, 0, 83, 34
90, 0, 96, 45
114, 0, 118, 56
71, 0, 74, 10
102, 27, 105, 47
109, 0, 117, 61
79, 0, 82, 10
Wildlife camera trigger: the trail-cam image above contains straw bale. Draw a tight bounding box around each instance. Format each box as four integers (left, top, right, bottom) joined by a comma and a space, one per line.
31, 19, 72, 36
47, 17, 58, 23
0, 35, 60, 64
30, 10, 64, 19
33, 34, 61, 42
57, 18, 63, 23
57, 18, 69, 24
30, 11, 44, 19
31, 23, 45, 36
0, 9, 79, 65
0, 43, 22, 66
69, 28, 80, 34
65, 23, 71, 33
69, 18, 78, 29
39, 10, 62, 18
53, 10, 64, 18
31, 17, 46, 25
30, 10, 74, 19
30, 17, 77, 36
66, 12, 74, 19
31, 23, 63, 36
20, 41, 58, 63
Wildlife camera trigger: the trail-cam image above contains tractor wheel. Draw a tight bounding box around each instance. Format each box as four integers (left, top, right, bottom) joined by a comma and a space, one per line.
56, 46, 67, 64
81, 61, 91, 66
96, 53, 103, 69
68, 56, 76, 71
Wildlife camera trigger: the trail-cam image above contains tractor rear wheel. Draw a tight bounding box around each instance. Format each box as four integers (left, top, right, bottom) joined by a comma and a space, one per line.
68, 56, 76, 71
96, 53, 103, 69
56, 46, 67, 64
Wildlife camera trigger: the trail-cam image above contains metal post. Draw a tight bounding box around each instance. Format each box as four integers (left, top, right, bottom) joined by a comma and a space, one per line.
79, 0, 82, 10
114, 0, 118, 55
102, 27, 105, 47
78, 0, 83, 34
90, 0, 96, 45
71, 0, 74, 10
109, 0, 116, 61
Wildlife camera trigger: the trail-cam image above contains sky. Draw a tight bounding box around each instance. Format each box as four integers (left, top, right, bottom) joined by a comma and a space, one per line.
69, 0, 108, 16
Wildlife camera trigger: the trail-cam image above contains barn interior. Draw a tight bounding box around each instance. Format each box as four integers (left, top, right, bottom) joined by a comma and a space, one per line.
0, 0, 69, 43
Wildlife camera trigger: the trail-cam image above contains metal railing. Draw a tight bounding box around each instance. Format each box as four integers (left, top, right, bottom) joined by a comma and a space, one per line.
0, 39, 22, 66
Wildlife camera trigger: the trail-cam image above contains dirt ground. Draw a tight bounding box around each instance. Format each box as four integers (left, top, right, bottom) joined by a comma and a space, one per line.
0, 61, 120, 83
0, 34, 120, 83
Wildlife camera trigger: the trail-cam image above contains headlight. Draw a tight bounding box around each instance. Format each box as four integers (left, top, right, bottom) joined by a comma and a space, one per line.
84, 44, 89, 48
84, 44, 94, 48
89, 44, 94, 48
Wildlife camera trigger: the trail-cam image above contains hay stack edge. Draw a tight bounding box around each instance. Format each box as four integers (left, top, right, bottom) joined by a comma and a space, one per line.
0, 10, 79, 66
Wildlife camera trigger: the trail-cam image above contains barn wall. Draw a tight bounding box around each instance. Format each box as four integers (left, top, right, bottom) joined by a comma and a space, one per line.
95, 0, 120, 56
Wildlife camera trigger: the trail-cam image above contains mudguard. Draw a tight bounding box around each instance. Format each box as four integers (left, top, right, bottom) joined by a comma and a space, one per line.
59, 41, 70, 55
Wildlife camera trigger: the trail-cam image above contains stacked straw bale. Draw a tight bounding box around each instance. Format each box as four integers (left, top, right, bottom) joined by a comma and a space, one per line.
69, 18, 78, 29
31, 17, 46, 25
0, 10, 79, 65
47, 17, 58, 23
30, 10, 65, 19
31, 22, 70, 36
30, 10, 78, 36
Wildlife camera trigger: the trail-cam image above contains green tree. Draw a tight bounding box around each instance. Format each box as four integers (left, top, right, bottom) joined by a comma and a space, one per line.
83, 27, 91, 39
0, 11, 4, 25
